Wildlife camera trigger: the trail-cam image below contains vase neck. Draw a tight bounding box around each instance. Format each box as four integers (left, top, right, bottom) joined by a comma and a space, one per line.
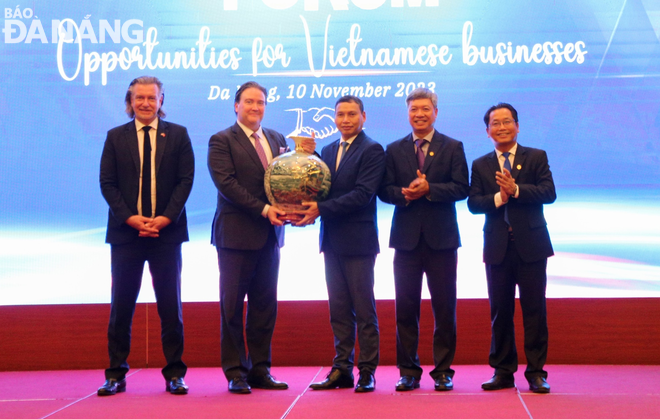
293, 137, 307, 153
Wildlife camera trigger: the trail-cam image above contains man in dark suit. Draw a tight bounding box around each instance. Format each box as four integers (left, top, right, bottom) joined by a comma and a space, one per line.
99, 76, 194, 396
297, 95, 385, 393
468, 103, 556, 394
208, 81, 313, 394
378, 88, 469, 392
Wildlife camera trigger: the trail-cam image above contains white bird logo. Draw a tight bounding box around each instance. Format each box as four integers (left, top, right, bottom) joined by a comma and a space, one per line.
286, 107, 338, 139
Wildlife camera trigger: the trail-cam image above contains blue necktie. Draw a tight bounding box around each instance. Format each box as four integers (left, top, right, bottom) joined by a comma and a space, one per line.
336, 141, 348, 169
502, 152, 512, 225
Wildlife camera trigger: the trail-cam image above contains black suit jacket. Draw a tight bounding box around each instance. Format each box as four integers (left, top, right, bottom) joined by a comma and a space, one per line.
318, 131, 386, 256
378, 131, 469, 251
467, 144, 556, 265
100, 119, 194, 245
208, 123, 288, 250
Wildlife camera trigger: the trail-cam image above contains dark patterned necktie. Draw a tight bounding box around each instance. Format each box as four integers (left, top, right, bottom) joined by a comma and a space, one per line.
252, 132, 269, 169
415, 139, 426, 170
141, 126, 152, 218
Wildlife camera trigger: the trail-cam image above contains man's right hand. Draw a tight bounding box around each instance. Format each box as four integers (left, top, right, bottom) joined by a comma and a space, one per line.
126, 215, 159, 237
267, 206, 286, 226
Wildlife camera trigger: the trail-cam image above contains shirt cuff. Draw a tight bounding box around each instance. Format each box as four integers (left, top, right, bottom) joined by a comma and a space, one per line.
261, 204, 270, 218
494, 192, 505, 208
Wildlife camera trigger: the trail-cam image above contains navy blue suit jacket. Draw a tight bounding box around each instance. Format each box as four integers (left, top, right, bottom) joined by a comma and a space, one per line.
208, 123, 288, 250
467, 144, 556, 265
318, 131, 386, 256
100, 119, 194, 245
378, 131, 469, 251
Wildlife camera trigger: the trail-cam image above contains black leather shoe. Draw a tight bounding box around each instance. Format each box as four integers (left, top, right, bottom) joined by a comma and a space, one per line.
228, 377, 251, 394
166, 377, 189, 394
309, 369, 354, 390
528, 376, 550, 394
97, 378, 126, 396
481, 375, 515, 391
247, 374, 288, 390
395, 375, 420, 391
354, 372, 375, 393
434, 374, 453, 391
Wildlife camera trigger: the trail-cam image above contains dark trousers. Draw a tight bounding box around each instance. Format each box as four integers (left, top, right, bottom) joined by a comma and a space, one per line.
323, 249, 379, 376
485, 237, 548, 380
217, 231, 280, 380
393, 240, 457, 380
106, 238, 186, 381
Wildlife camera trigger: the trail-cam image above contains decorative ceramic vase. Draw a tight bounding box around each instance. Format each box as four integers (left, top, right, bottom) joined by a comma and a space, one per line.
264, 136, 331, 222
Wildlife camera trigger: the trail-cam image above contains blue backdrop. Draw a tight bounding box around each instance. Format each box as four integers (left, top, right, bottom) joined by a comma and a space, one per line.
1, 0, 659, 304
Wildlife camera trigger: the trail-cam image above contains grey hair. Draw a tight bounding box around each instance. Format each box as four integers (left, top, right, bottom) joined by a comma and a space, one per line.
124, 76, 166, 119
405, 87, 437, 109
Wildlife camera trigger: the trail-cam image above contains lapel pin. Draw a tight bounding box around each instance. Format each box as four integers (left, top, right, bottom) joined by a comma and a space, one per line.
160, 133, 165, 137
516, 164, 521, 170
429, 151, 435, 156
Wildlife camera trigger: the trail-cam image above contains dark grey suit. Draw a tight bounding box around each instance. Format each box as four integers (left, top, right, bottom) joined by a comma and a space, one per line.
379, 131, 469, 380
208, 122, 288, 380
100, 119, 194, 380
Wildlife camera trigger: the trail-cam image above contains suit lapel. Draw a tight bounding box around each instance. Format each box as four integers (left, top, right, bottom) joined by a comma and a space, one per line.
125, 122, 140, 176
511, 144, 526, 179
422, 132, 444, 173
402, 134, 418, 175
155, 119, 168, 175
327, 140, 340, 175
487, 151, 501, 189
262, 128, 280, 158
336, 131, 365, 176
233, 123, 265, 172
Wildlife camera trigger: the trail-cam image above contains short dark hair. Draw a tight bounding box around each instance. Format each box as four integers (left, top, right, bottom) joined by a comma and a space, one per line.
124, 76, 165, 119
484, 103, 518, 127
235, 81, 268, 104
335, 95, 364, 113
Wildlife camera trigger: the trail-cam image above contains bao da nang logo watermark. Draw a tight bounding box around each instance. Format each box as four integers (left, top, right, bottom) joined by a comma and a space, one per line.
3, 7, 144, 44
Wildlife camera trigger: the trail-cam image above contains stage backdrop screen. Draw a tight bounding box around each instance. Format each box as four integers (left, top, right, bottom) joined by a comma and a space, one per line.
1, 0, 659, 305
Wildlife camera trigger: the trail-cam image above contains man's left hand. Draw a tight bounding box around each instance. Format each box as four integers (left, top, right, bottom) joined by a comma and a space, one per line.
301, 137, 317, 154
496, 168, 517, 197
402, 170, 430, 201
293, 201, 320, 226
143, 216, 171, 237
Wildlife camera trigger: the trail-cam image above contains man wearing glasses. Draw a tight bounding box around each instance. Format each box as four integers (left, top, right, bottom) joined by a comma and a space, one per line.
468, 103, 556, 394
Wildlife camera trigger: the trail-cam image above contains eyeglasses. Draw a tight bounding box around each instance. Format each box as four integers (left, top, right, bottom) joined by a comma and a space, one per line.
489, 119, 516, 129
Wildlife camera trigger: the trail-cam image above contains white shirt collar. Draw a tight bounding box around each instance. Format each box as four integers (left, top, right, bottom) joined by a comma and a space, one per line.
496, 142, 518, 158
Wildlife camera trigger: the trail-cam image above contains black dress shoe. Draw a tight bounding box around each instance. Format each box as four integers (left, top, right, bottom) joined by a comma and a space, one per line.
228, 377, 251, 394
434, 374, 453, 391
166, 377, 189, 394
247, 373, 288, 390
395, 375, 420, 391
481, 375, 515, 391
97, 378, 126, 396
528, 376, 550, 394
309, 369, 354, 390
354, 372, 375, 393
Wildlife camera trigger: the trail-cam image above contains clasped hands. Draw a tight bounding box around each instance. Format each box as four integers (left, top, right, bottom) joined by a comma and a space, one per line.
402, 170, 430, 201
496, 168, 517, 203
126, 215, 171, 237
266, 135, 318, 227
